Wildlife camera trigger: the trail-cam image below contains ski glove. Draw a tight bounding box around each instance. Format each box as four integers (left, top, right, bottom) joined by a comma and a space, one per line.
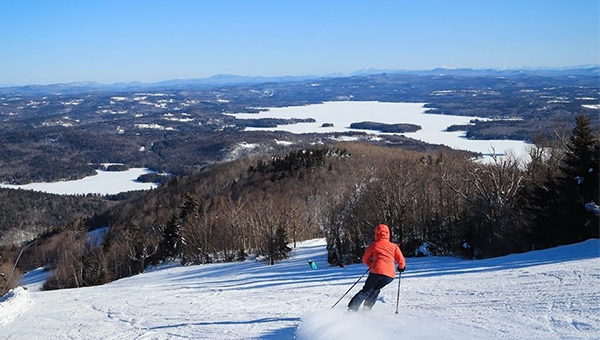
398, 266, 406, 273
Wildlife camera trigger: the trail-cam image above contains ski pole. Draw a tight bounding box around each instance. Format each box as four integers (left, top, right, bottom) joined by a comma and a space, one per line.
331, 268, 369, 309
395, 271, 402, 314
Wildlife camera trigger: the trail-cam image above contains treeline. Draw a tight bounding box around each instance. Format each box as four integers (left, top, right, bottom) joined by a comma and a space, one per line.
28, 149, 336, 290
3, 115, 597, 293
325, 115, 598, 263
233, 118, 316, 128
446, 119, 562, 141
349, 122, 421, 133
0, 188, 116, 246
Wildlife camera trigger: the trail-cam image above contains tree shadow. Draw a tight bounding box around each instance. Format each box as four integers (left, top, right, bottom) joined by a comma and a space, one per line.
405, 239, 600, 279
149, 317, 300, 330
257, 325, 298, 339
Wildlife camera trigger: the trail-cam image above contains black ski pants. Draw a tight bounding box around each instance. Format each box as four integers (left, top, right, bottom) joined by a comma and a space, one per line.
347, 272, 394, 311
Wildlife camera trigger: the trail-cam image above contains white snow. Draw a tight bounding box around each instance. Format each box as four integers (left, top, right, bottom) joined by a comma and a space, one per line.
0, 168, 158, 195
20, 268, 51, 292
274, 139, 295, 146
41, 120, 73, 127
430, 90, 456, 95
582, 104, 600, 110
163, 117, 195, 122
135, 123, 176, 131
0, 287, 32, 326
330, 135, 362, 142
61, 99, 83, 106
225, 142, 261, 161
97, 109, 128, 115
298, 309, 485, 340
415, 242, 432, 256
98, 162, 123, 168
227, 101, 531, 161
585, 202, 600, 217
238, 142, 259, 149
2, 239, 599, 339
138, 101, 168, 109
134, 93, 170, 97
87, 227, 109, 247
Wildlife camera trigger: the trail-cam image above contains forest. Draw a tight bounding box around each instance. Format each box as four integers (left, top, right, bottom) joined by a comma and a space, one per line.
1, 70, 598, 185
1, 114, 597, 293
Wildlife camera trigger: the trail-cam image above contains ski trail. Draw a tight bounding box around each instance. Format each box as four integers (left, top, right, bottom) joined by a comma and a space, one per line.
1, 239, 599, 339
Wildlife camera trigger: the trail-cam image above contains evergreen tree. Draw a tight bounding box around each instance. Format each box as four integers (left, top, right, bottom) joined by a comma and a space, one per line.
158, 213, 183, 260
562, 115, 599, 204
530, 114, 599, 246
272, 225, 292, 262
178, 193, 201, 264
180, 193, 201, 222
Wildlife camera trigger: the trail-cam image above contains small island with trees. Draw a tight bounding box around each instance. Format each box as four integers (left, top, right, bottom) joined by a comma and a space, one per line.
350, 121, 422, 133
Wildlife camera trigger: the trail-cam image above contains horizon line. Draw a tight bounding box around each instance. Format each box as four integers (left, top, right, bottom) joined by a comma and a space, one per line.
1, 63, 599, 89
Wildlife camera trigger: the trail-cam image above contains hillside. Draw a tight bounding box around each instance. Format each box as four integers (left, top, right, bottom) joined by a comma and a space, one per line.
1, 71, 598, 185
2, 238, 599, 339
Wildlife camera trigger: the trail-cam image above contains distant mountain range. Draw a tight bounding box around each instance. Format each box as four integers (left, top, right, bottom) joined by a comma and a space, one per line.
1, 65, 598, 95
350, 65, 600, 77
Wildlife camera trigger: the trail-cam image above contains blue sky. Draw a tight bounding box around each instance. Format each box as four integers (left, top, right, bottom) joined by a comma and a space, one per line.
0, 0, 598, 85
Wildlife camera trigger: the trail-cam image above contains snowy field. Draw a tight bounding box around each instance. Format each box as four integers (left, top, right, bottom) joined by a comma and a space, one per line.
228, 101, 531, 160
2, 238, 599, 339
0, 168, 158, 195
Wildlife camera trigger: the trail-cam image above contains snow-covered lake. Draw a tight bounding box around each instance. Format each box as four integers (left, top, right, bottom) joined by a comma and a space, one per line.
0, 168, 158, 195
228, 101, 531, 160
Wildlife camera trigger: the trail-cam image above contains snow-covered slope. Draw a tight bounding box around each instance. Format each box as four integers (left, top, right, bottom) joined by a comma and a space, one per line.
1, 239, 599, 339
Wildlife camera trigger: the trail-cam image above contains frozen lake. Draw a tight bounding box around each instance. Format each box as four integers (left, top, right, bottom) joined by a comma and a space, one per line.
228, 101, 531, 160
0, 168, 158, 195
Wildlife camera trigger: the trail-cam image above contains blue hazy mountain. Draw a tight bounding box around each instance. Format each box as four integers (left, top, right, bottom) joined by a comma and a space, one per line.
1, 65, 598, 95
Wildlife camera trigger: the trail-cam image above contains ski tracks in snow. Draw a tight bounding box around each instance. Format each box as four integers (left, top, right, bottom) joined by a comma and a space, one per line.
2, 238, 599, 339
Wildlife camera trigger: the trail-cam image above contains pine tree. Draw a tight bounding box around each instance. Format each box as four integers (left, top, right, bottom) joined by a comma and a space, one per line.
178, 193, 201, 264
180, 193, 201, 222
273, 225, 292, 262
530, 114, 599, 246
159, 213, 183, 260
562, 115, 599, 204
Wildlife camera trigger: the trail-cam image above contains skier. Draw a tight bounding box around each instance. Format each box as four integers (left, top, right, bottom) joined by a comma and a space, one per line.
348, 224, 405, 311
308, 259, 318, 269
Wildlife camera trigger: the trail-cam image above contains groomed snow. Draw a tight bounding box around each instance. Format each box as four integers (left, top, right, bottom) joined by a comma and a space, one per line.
227, 101, 531, 160
0, 287, 31, 326
0, 168, 158, 195
2, 239, 599, 339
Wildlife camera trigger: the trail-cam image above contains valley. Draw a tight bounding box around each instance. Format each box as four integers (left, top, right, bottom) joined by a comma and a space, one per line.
1, 70, 598, 184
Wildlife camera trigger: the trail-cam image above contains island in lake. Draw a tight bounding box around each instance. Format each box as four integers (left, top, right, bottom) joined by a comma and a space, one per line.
350, 121, 422, 133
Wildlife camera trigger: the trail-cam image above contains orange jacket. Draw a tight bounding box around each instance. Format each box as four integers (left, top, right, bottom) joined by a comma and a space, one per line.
362, 224, 405, 278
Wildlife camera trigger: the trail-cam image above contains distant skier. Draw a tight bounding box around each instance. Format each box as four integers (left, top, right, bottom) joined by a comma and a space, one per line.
348, 224, 405, 311
308, 259, 318, 269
